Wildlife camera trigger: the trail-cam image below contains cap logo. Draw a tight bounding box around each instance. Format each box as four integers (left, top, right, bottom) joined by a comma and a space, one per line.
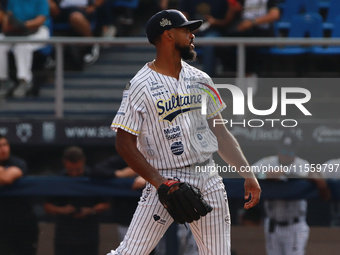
283, 137, 292, 146
160, 18, 172, 27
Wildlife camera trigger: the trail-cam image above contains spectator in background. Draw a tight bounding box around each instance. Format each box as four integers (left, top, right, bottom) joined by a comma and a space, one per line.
97, 0, 116, 37
92, 155, 148, 244
159, 0, 170, 10
223, 0, 280, 94
253, 132, 330, 255
0, 0, 50, 98
179, 0, 230, 76
44, 146, 110, 255
49, 0, 104, 64
0, 134, 39, 255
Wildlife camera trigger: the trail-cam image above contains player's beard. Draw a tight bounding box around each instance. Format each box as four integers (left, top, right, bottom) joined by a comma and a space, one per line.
175, 42, 197, 61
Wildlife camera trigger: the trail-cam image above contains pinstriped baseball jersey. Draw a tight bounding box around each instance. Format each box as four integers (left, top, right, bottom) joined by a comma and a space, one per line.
111, 61, 226, 170
253, 155, 310, 255
322, 158, 340, 179
252, 155, 309, 221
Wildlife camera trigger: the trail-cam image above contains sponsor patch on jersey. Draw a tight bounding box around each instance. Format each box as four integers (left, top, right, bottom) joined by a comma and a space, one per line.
156, 93, 202, 123
225, 215, 231, 225
153, 214, 167, 225
147, 149, 155, 157
196, 133, 208, 148
184, 76, 197, 82
141, 183, 152, 203
149, 82, 169, 97
163, 125, 182, 140
150, 82, 165, 90
117, 90, 129, 115
170, 141, 184, 155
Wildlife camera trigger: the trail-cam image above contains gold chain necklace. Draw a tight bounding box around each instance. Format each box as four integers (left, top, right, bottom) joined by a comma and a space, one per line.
152, 59, 158, 72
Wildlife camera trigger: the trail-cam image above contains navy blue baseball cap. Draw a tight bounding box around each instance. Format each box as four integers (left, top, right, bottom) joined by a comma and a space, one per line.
278, 132, 299, 156
146, 9, 203, 44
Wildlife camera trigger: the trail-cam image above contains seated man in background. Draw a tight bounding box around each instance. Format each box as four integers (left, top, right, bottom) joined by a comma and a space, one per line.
0, 134, 39, 255
221, 0, 280, 94
92, 155, 150, 250
44, 146, 110, 255
0, 0, 50, 98
179, 0, 230, 76
49, 0, 104, 65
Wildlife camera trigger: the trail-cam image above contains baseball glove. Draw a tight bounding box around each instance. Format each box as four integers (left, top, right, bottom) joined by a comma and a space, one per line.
157, 180, 213, 224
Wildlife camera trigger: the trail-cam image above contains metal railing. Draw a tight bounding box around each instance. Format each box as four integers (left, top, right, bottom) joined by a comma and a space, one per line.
2, 36, 340, 117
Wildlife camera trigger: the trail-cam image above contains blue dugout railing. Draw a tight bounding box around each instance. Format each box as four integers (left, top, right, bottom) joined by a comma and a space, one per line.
1, 177, 339, 200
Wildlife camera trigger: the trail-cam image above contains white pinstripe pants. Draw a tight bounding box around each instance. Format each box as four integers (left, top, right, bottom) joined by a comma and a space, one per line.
264, 218, 309, 255
108, 166, 231, 255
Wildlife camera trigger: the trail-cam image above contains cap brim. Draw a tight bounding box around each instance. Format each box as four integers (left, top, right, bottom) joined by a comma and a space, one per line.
278, 146, 297, 155
177, 20, 203, 31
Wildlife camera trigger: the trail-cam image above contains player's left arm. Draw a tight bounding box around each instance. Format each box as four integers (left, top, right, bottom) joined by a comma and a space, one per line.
208, 113, 261, 209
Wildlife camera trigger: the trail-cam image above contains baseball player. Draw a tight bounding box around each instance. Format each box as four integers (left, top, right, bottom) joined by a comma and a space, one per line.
322, 157, 340, 180
108, 9, 261, 255
253, 132, 329, 255
322, 157, 340, 226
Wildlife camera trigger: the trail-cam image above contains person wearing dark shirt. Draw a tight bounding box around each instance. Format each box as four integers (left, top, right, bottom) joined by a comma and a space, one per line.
0, 134, 39, 255
92, 154, 145, 242
44, 146, 110, 255
218, 0, 280, 94
180, 0, 229, 76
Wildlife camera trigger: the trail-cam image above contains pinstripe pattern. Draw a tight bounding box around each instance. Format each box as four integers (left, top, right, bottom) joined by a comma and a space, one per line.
252, 156, 310, 255
109, 164, 231, 255
264, 219, 309, 255
108, 62, 230, 255
111, 61, 226, 170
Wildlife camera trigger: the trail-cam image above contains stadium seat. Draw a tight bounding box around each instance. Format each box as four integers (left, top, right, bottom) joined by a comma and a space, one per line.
323, 0, 340, 30
270, 13, 324, 55
36, 17, 53, 57
276, 0, 319, 30
112, 0, 139, 9
312, 15, 340, 55
318, 0, 330, 9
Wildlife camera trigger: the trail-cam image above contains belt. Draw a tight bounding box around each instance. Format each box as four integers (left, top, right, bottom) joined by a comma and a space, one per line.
270, 217, 300, 227
185, 158, 212, 168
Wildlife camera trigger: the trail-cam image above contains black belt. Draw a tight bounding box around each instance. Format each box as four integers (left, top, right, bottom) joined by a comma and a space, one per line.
185, 158, 212, 168
270, 217, 300, 227
269, 217, 300, 233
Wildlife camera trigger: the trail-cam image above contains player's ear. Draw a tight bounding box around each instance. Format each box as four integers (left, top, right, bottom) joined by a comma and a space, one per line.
164, 30, 174, 41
